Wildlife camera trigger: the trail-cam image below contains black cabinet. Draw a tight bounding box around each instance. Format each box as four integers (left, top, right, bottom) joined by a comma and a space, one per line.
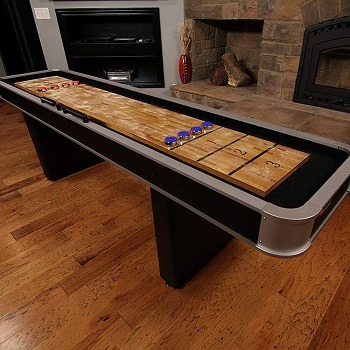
0, 0, 47, 75
56, 8, 164, 88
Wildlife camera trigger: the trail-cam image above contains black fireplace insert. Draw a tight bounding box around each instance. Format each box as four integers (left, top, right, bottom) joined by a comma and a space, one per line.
294, 16, 350, 113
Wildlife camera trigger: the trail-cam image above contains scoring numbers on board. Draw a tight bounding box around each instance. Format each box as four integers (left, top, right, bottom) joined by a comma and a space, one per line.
234, 148, 247, 156
266, 160, 281, 168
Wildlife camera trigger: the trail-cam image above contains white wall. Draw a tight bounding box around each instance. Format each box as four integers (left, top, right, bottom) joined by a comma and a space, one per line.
29, 0, 184, 91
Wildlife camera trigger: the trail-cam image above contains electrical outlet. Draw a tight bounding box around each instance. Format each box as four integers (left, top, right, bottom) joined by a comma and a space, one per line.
34, 8, 51, 20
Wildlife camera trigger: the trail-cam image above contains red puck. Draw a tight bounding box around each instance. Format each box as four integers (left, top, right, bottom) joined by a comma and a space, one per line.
37, 86, 47, 92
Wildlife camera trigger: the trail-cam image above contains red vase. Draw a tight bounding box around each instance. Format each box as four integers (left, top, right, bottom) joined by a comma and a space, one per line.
179, 54, 192, 84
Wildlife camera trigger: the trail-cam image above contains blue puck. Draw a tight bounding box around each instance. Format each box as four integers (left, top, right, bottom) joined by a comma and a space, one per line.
177, 130, 190, 140
164, 136, 177, 146
190, 126, 203, 135
202, 121, 213, 129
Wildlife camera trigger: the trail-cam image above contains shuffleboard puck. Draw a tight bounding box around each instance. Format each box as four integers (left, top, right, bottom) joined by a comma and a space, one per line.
164, 136, 177, 146
177, 130, 190, 141
37, 86, 47, 92
202, 121, 213, 129
190, 126, 203, 136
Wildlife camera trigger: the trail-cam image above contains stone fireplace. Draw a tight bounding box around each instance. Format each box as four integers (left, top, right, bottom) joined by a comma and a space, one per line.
184, 0, 350, 103
189, 19, 264, 83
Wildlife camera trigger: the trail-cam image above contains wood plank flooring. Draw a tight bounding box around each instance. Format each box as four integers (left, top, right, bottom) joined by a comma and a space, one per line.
0, 100, 350, 350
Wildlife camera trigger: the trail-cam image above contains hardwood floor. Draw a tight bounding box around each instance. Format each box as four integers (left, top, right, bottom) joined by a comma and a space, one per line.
0, 100, 349, 350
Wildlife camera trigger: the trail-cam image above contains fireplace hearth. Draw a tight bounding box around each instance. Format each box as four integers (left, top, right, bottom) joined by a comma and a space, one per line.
294, 16, 350, 113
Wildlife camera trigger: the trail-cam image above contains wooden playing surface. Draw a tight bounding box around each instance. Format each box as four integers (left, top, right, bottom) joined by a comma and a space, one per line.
14, 76, 310, 196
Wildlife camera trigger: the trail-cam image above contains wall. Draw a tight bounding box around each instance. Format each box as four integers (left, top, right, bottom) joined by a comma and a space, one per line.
29, 0, 184, 91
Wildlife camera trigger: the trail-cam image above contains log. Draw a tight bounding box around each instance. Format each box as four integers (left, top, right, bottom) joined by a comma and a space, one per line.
222, 52, 251, 87
209, 67, 228, 86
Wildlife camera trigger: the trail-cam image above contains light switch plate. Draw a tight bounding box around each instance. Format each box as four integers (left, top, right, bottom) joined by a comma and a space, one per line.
34, 8, 51, 20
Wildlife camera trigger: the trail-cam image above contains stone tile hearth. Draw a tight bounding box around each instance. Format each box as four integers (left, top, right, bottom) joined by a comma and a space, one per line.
170, 80, 350, 144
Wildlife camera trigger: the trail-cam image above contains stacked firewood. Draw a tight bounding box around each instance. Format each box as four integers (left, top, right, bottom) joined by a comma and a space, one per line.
210, 52, 251, 87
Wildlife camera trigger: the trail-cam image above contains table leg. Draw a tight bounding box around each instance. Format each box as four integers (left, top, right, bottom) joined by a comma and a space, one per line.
150, 189, 233, 288
23, 113, 103, 181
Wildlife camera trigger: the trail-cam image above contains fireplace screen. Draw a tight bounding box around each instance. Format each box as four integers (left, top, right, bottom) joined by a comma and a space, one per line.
315, 47, 350, 90
294, 16, 350, 113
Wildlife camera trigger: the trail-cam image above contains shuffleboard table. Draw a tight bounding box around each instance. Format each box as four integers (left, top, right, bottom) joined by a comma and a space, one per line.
1, 69, 349, 288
